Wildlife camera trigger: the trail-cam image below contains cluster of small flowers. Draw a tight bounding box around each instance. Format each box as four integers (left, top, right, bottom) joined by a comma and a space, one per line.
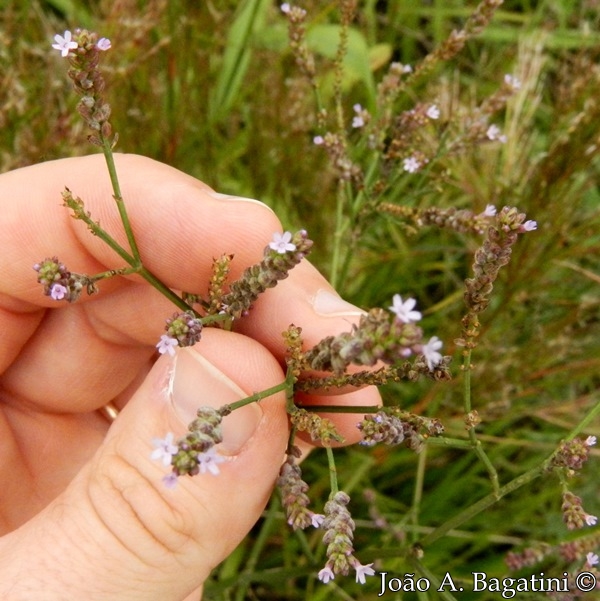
383, 102, 440, 172
351, 103, 370, 129
318, 491, 375, 585
300, 296, 443, 377
52, 29, 115, 145
375, 61, 413, 123
559, 532, 600, 564
289, 408, 344, 445
379, 203, 499, 237
552, 436, 596, 472
463, 206, 537, 315
357, 411, 405, 446
561, 491, 598, 531
280, 3, 315, 80
312, 131, 363, 182
33, 256, 92, 302
218, 230, 313, 318
151, 407, 226, 487
156, 311, 203, 357
277, 447, 325, 530
505, 544, 553, 570
358, 409, 444, 451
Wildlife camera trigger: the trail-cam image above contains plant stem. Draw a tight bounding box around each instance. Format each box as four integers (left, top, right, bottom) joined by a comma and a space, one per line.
224, 380, 289, 413
419, 458, 551, 548
463, 347, 500, 496
326, 446, 339, 495
101, 135, 141, 261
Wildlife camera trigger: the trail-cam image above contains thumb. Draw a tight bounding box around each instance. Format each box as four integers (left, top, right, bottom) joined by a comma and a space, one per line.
1, 330, 288, 601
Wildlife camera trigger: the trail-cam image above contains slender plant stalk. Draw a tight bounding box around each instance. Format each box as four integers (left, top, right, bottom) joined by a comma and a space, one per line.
101, 136, 141, 261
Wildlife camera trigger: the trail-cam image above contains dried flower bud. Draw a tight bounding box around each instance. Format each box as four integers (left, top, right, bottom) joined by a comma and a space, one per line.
277, 450, 324, 530
220, 230, 313, 319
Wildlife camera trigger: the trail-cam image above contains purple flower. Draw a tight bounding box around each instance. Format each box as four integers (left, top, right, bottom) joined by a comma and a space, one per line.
585, 436, 597, 447
486, 124, 507, 143
162, 472, 179, 489
311, 513, 325, 528
50, 283, 68, 300
504, 74, 522, 90
483, 204, 497, 217
52, 30, 78, 57
151, 432, 178, 466
584, 513, 598, 527
389, 294, 422, 323
313, 135, 324, 145
269, 231, 297, 254
586, 552, 599, 567
96, 37, 112, 51
352, 104, 366, 128
354, 562, 376, 584
403, 156, 421, 173
280, 2, 291, 13
156, 334, 178, 356
520, 220, 537, 232
426, 104, 440, 119
318, 566, 335, 584
197, 446, 226, 475
422, 336, 443, 370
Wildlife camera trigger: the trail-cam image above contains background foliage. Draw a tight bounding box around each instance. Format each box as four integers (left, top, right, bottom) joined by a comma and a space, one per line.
2, 0, 599, 599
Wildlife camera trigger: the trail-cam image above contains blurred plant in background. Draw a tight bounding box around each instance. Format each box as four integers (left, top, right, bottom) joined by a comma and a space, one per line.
2, 0, 600, 598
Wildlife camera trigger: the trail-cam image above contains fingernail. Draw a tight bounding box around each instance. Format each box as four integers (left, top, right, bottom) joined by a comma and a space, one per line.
206, 191, 275, 213
169, 348, 263, 454
312, 289, 365, 317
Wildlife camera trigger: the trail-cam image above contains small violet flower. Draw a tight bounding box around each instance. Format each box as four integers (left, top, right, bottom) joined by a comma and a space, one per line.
156, 334, 179, 356
311, 513, 325, 528
96, 37, 112, 51
197, 446, 226, 475
52, 30, 79, 57
269, 231, 296, 254
280, 3, 291, 13
422, 336, 444, 371
403, 156, 421, 173
313, 135, 324, 145
389, 294, 422, 324
162, 472, 179, 489
584, 513, 598, 527
585, 436, 597, 447
50, 283, 68, 300
586, 552, 599, 567
354, 562, 376, 584
151, 432, 178, 466
504, 74, 522, 90
352, 104, 366, 128
483, 204, 497, 217
486, 124, 507, 143
520, 220, 537, 232
426, 104, 440, 120
318, 566, 335, 584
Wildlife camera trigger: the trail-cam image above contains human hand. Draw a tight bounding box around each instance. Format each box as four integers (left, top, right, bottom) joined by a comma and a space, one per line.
0, 154, 380, 600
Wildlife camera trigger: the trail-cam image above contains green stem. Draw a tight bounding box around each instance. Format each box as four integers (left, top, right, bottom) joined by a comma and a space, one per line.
326, 446, 339, 495
223, 380, 289, 413
101, 135, 141, 261
463, 348, 500, 496
294, 404, 379, 414
330, 181, 347, 289
419, 458, 551, 548
410, 446, 427, 544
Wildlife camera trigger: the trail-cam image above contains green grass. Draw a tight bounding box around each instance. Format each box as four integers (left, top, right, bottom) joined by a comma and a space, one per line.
2, 0, 600, 599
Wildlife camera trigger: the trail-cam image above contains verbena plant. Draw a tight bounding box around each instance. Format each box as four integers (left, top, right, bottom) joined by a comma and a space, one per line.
3, 0, 600, 599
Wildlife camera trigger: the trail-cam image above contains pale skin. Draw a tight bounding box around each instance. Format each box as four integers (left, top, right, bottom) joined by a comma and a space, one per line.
0, 154, 380, 600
